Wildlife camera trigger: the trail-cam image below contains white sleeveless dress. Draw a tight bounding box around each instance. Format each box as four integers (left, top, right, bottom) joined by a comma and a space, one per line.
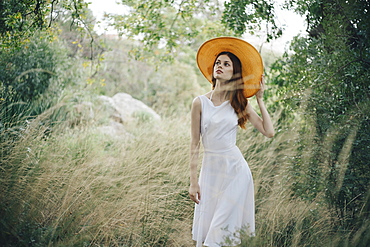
192, 95, 255, 247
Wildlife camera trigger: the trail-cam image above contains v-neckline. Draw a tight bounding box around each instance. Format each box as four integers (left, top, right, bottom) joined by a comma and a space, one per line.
203, 95, 229, 107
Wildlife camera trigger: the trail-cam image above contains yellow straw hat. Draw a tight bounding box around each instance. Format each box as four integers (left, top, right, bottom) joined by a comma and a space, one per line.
196, 37, 263, 98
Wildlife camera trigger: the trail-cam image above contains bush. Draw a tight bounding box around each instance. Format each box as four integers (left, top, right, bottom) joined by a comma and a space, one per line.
1, 32, 69, 103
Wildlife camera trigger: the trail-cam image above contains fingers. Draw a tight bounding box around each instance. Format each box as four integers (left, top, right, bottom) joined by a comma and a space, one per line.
189, 194, 199, 204
190, 194, 199, 204
256, 75, 265, 99
259, 74, 266, 91
189, 192, 200, 204
261, 74, 265, 85
189, 184, 201, 204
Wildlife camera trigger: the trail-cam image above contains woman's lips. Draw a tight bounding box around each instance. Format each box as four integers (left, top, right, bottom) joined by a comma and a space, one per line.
216, 70, 223, 74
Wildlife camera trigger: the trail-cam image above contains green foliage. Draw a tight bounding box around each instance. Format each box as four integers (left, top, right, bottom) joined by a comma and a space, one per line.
1, 35, 61, 102
108, 0, 235, 62
0, 33, 81, 141
269, 0, 370, 232
0, 0, 49, 49
0, 0, 102, 140
222, 0, 283, 41
0, 0, 90, 51
92, 38, 205, 117
109, 0, 288, 61
145, 61, 204, 116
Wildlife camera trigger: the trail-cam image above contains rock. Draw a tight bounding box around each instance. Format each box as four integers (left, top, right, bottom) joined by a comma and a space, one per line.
96, 92, 160, 137
68, 93, 158, 138
98, 93, 160, 123
97, 120, 130, 137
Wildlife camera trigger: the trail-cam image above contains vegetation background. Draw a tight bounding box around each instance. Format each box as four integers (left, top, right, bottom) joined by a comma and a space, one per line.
0, 0, 369, 246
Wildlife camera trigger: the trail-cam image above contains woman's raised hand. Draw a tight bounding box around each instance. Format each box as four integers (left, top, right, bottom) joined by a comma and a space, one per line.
255, 74, 265, 99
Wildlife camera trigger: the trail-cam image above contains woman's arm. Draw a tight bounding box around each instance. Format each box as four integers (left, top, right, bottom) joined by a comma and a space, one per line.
189, 97, 202, 204
246, 76, 275, 138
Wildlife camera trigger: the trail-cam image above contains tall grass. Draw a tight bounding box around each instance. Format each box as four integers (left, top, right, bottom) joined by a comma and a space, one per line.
0, 107, 193, 246
0, 102, 368, 246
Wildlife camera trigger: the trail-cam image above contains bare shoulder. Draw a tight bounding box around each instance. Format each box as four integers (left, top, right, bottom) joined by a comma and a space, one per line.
192, 96, 201, 105
191, 96, 202, 114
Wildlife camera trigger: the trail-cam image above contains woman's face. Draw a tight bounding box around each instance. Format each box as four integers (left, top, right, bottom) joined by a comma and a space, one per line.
213, 54, 234, 82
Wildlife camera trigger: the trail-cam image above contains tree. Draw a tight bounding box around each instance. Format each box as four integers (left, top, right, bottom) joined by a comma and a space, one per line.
0, 0, 94, 103
0, 0, 98, 131
0, 0, 91, 50
269, 0, 370, 232
108, 0, 284, 61
109, 0, 218, 61
222, 0, 283, 40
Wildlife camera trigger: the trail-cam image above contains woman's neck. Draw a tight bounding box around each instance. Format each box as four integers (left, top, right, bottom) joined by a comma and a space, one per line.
211, 80, 228, 102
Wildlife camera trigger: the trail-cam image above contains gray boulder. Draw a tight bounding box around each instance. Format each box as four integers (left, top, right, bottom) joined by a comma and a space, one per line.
99, 93, 160, 123
97, 93, 160, 137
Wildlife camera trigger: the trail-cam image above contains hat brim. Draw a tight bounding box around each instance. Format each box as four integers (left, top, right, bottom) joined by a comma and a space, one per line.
197, 37, 263, 98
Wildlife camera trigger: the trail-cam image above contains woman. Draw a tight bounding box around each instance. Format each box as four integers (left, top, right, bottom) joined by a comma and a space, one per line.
189, 37, 274, 247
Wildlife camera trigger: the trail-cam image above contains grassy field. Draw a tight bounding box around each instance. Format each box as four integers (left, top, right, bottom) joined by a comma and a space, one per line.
0, 102, 368, 246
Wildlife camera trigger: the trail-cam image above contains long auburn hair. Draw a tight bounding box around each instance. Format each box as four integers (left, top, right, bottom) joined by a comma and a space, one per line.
212, 52, 248, 129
